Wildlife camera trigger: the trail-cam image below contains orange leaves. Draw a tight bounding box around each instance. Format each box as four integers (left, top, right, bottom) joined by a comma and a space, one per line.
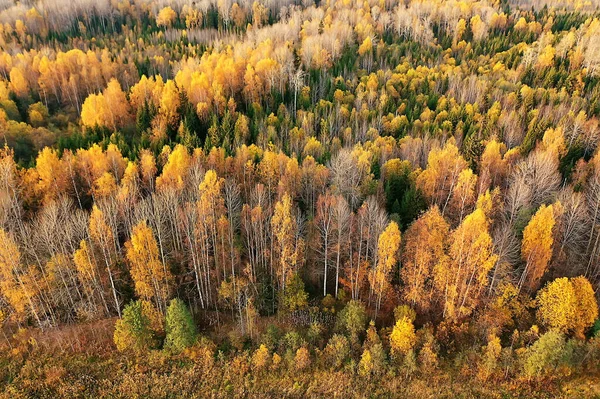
401, 207, 449, 314
435, 205, 497, 320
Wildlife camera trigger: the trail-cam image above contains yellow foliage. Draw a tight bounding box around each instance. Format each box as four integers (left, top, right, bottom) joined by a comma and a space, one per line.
390, 316, 416, 356
521, 203, 561, 292
157, 7, 177, 27
537, 276, 598, 338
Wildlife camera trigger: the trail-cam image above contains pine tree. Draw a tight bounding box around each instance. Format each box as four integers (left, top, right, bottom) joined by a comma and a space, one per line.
164, 298, 198, 353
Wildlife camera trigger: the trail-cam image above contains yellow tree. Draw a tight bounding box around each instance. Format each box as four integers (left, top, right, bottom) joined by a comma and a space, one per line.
73, 239, 110, 316
416, 139, 469, 216
389, 316, 416, 358
89, 206, 121, 316
519, 203, 562, 293
93, 172, 117, 199
448, 168, 477, 224
536, 276, 598, 339
271, 193, 301, 291
571, 276, 599, 338
157, 7, 177, 28
370, 221, 401, 317
156, 144, 190, 192
197, 169, 226, 286
139, 149, 157, 192
160, 80, 181, 130
81, 93, 108, 129
435, 206, 497, 320
35, 147, 68, 203
0, 229, 43, 325
401, 206, 449, 315
102, 78, 132, 130
126, 221, 171, 314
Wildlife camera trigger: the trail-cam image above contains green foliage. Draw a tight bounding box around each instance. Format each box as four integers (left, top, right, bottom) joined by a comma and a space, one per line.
336, 300, 367, 342
522, 330, 566, 378
394, 305, 417, 323
164, 298, 198, 353
113, 300, 156, 353
279, 273, 308, 313
323, 334, 350, 369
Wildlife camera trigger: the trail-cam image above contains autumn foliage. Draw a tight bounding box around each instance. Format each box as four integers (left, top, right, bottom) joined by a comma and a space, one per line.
0, 0, 600, 396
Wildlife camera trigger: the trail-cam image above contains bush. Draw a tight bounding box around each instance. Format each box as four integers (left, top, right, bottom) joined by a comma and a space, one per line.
252, 344, 271, 370
336, 300, 367, 342
295, 347, 311, 370
323, 334, 350, 369
522, 330, 566, 378
113, 300, 156, 353
280, 273, 308, 313
164, 298, 198, 353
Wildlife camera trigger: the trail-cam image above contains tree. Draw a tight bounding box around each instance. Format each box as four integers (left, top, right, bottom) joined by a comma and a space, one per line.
314, 193, 350, 297
401, 206, 449, 316
271, 193, 302, 291
435, 206, 497, 320
416, 139, 469, 216
536, 276, 598, 338
294, 347, 311, 370
88, 205, 121, 317
370, 221, 401, 317
478, 334, 502, 381
0, 228, 44, 326
336, 300, 367, 343
323, 334, 350, 369
35, 147, 68, 203
126, 221, 171, 313
114, 300, 157, 353
164, 298, 198, 353
390, 316, 416, 358
252, 344, 271, 370
522, 330, 566, 378
157, 7, 177, 27
520, 203, 561, 293
156, 144, 190, 192
279, 272, 308, 313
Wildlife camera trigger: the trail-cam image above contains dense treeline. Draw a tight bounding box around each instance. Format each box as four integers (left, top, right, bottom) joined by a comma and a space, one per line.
2, 0, 600, 397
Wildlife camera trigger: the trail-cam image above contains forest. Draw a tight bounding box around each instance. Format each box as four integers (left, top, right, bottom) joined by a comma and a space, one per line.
1, 0, 600, 397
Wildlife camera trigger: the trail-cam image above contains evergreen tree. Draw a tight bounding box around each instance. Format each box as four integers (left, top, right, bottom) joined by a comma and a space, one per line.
164, 298, 198, 353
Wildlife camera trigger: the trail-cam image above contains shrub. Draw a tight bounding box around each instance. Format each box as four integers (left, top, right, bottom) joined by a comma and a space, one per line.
522, 330, 566, 377
113, 300, 156, 353
323, 334, 350, 369
336, 300, 367, 342
295, 347, 311, 370
252, 344, 271, 370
